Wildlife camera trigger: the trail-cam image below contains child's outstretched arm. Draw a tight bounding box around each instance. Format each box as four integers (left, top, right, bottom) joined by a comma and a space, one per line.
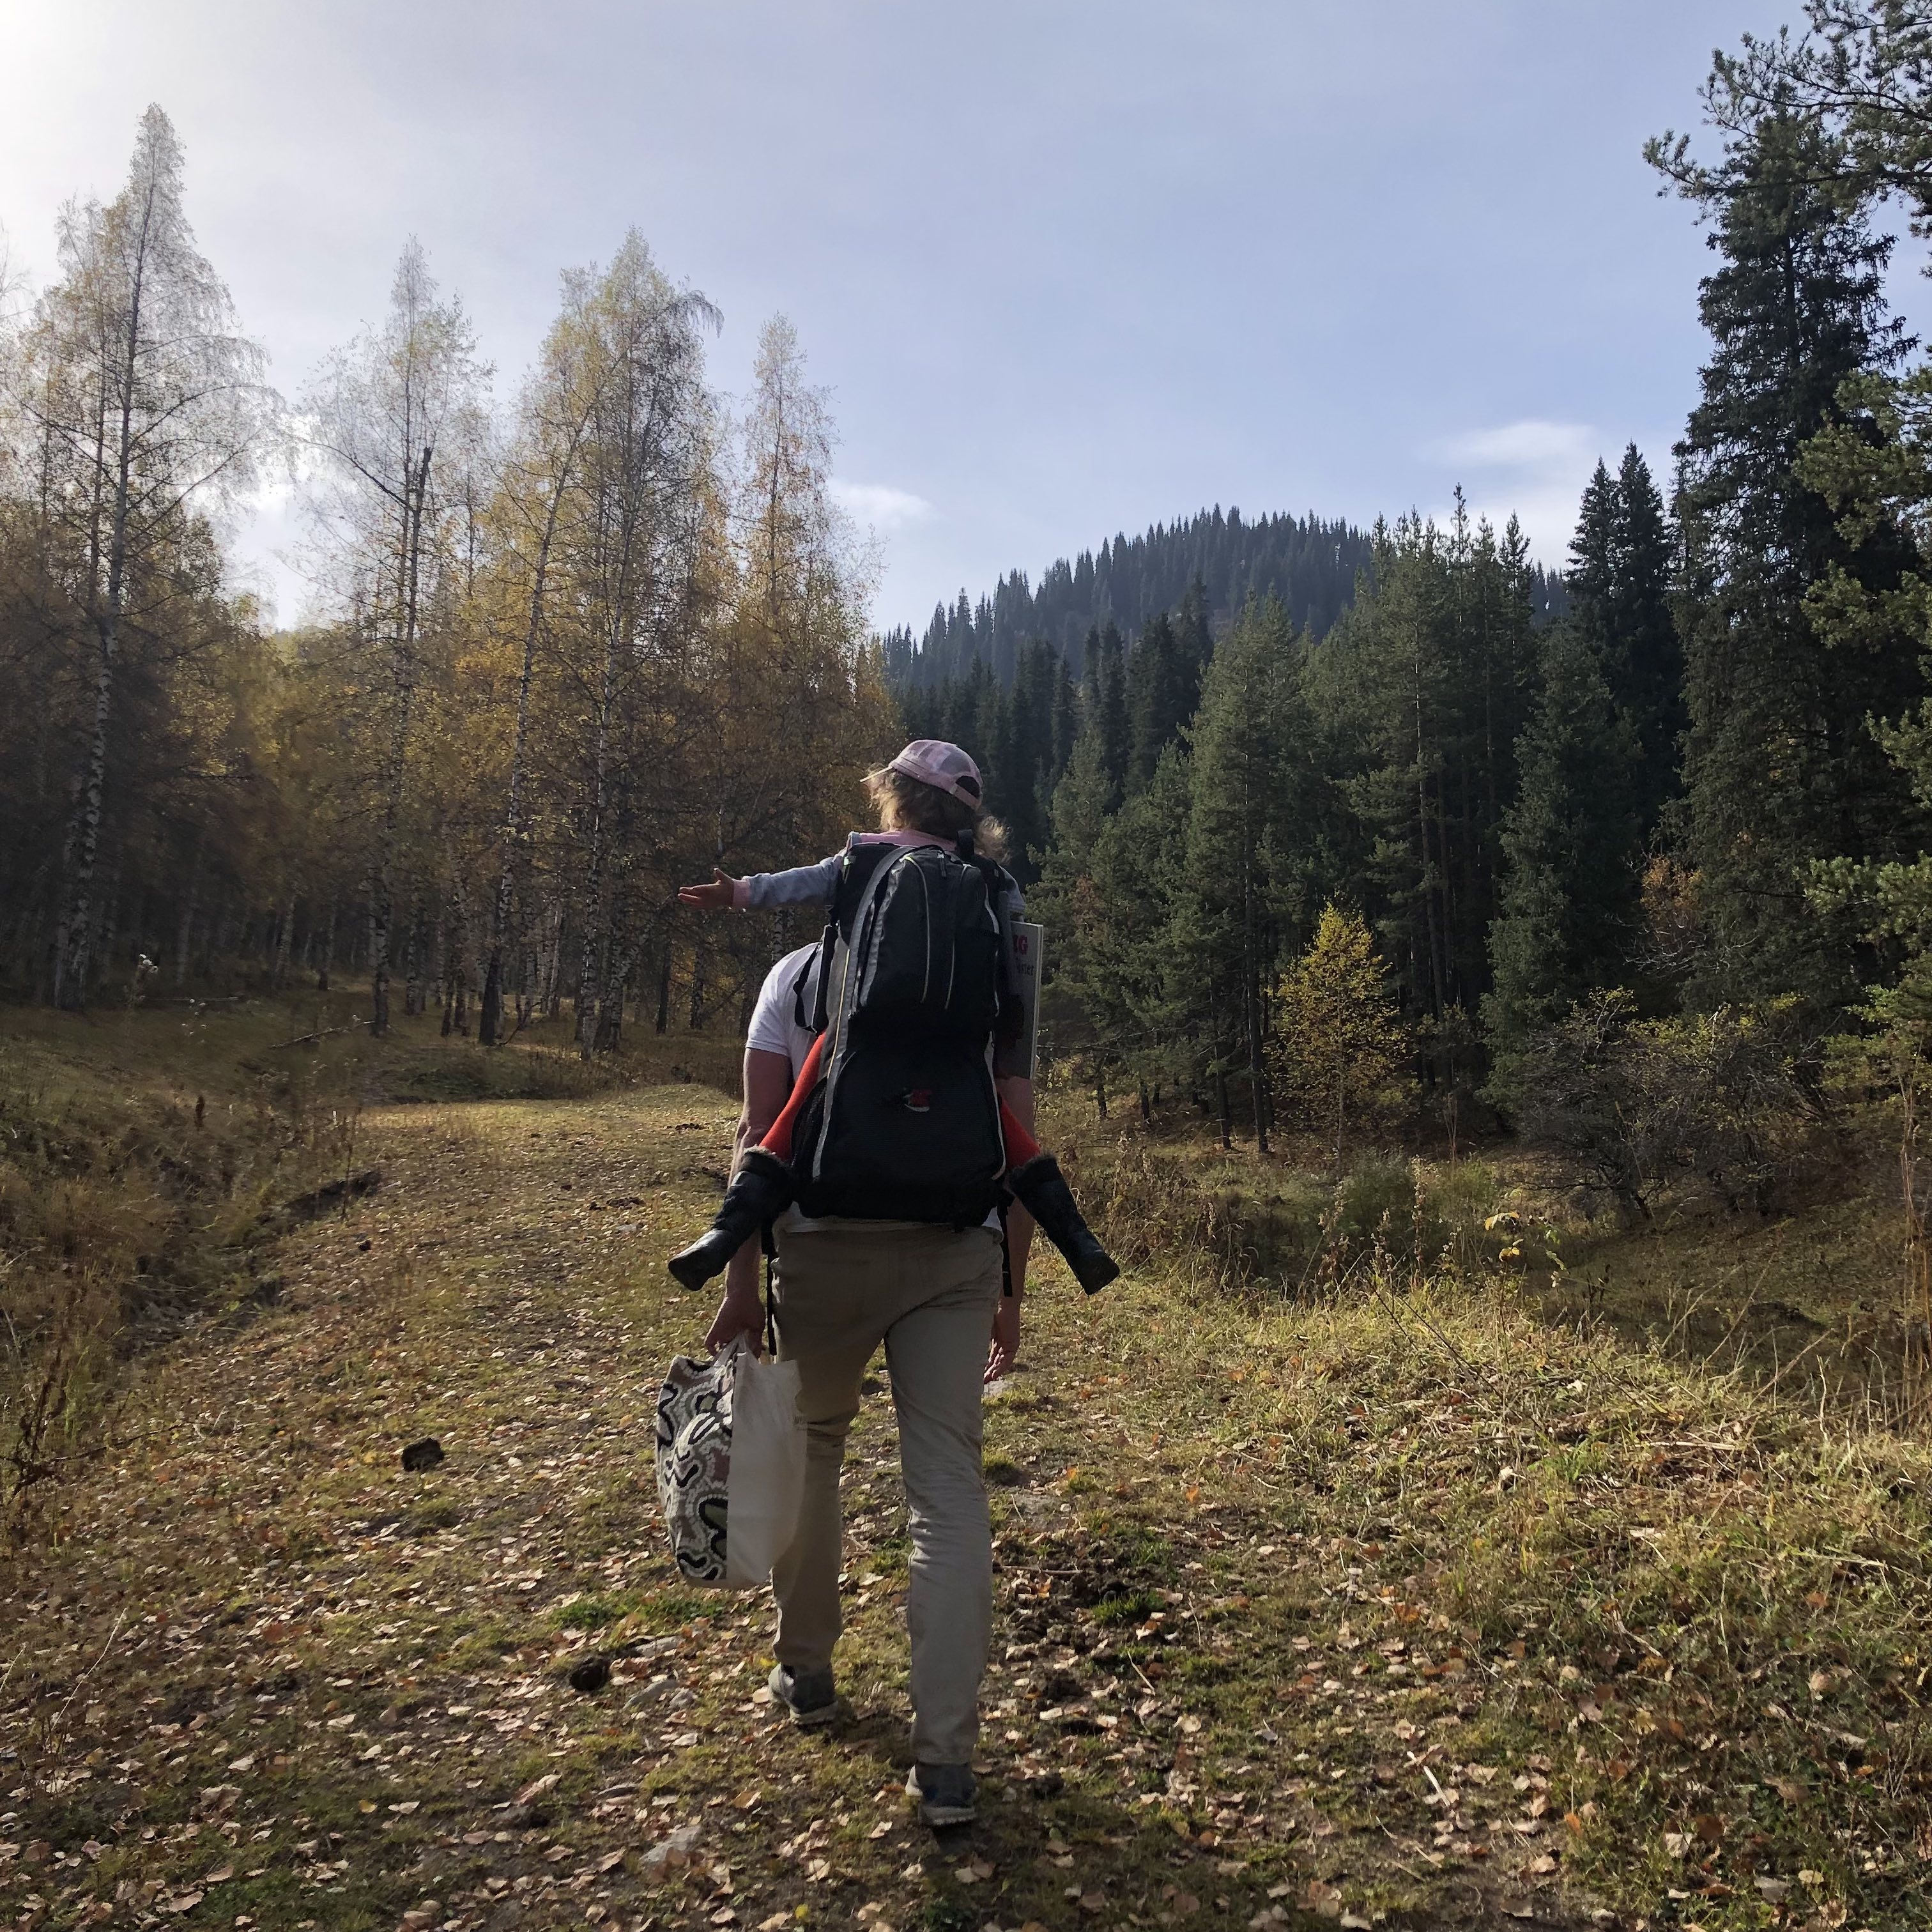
678, 868, 739, 910
680, 854, 843, 914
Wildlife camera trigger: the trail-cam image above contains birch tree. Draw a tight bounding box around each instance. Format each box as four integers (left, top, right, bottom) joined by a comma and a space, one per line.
0, 141, 891, 1023
303, 240, 490, 1036
553, 237, 718, 1058
475, 284, 601, 1045
694, 317, 890, 912
10, 106, 273, 1007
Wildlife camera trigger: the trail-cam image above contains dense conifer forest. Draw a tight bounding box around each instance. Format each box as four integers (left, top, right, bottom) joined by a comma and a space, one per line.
882, 510, 1377, 689
882, 8, 1932, 1211
881, 505, 1566, 691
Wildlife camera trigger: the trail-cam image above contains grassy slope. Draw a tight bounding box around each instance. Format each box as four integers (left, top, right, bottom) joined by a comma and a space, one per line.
0, 993, 733, 1506
1, 1015, 1929, 1932
1067, 1102, 1919, 1419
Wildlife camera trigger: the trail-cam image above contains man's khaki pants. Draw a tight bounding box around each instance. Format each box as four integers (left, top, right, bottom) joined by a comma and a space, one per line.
769, 1219, 1002, 1767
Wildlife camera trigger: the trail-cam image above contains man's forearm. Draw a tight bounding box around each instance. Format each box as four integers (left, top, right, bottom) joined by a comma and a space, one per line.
723, 1232, 761, 1300
998, 1076, 1036, 1293
1005, 1206, 1035, 1297
722, 1104, 777, 1300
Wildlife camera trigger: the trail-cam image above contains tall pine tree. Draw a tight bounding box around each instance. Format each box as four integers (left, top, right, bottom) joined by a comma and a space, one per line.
1484, 450, 1671, 1047
1181, 598, 1315, 1149
1566, 447, 1682, 833
1670, 111, 1924, 1010
1056, 744, 1198, 1111
1609, 446, 1682, 828
1126, 612, 1189, 793
1091, 621, 1130, 804
1483, 625, 1643, 1048
1306, 505, 1538, 1022
1172, 574, 1214, 699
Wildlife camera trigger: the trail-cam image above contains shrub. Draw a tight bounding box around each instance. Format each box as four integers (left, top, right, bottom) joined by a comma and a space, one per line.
1488, 990, 1832, 1220
1331, 1156, 1423, 1254
1249, 1174, 1332, 1276
1084, 1138, 1261, 1289
1420, 1159, 1502, 1269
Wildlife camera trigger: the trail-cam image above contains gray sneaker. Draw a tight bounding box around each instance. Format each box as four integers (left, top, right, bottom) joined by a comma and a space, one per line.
768, 1662, 838, 1727
905, 1761, 977, 1827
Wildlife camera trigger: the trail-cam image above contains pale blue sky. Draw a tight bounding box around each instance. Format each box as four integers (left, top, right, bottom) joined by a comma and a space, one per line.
3, 1, 1906, 632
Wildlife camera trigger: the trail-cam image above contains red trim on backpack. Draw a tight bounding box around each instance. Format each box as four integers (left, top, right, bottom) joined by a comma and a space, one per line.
758, 1032, 826, 1163
997, 1099, 1039, 1166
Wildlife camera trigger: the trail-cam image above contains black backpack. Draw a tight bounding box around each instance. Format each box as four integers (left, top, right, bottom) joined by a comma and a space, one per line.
790, 835, 1020, 1224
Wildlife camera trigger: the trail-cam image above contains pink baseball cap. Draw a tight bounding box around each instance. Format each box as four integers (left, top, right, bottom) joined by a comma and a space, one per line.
886, 739, 982, 805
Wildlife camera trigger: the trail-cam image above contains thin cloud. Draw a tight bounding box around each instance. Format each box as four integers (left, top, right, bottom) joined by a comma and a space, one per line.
832, 482, 935, 533
1433, 419, 1595, 471
1423, 418, 1602, 565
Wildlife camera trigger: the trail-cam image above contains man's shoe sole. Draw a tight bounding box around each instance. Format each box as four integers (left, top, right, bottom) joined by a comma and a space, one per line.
916, 1800, 977, 1825
769, 1665, 839, 1727
904, 1766, 977, 1825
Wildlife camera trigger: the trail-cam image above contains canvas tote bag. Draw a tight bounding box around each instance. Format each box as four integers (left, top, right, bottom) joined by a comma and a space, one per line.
655, 1337, 805, 1588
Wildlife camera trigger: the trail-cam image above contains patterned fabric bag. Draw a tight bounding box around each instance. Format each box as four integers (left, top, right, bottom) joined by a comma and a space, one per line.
655, 1338, 804, 1588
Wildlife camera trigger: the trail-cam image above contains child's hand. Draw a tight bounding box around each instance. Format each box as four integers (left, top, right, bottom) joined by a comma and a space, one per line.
678, 868, 739, 911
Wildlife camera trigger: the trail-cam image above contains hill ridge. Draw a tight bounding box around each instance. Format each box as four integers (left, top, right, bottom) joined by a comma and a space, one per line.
884, 503, 1567, 689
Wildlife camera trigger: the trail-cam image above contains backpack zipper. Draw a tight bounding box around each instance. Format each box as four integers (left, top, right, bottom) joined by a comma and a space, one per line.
811, 850, 907, 1182
917, 860, 933, 1006
943, 871, 959, 1010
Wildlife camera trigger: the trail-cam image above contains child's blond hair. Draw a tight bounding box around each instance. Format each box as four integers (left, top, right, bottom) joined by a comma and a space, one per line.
864, 765, 1009, 862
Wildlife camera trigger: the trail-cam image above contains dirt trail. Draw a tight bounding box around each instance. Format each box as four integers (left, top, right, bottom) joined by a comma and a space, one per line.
3, 1086, 1601, 1932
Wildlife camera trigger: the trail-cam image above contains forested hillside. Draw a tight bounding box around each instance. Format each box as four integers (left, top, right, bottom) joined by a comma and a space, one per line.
0, 109, 891, 1042
882, 510, 1376, 689
883, 505, 1565, 693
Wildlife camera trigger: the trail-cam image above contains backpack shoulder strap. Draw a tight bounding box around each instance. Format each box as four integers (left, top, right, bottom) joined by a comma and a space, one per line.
808, 923, 836, 1034
955, 836, 1023, 1040
832, 837, 897, 939
790, 951, 816, 1034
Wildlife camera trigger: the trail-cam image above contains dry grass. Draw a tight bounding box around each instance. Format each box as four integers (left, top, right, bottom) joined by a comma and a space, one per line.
0, 1019, 346, 1521
0, 1022, 1926, 1932
0, 995, 746, 1529
1053, 1078, 1919, 1417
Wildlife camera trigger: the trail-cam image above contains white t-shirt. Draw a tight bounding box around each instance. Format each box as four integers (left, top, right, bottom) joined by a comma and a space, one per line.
744, 943, 821, 1082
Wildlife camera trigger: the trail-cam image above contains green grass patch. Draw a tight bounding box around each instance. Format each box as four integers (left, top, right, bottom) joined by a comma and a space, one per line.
920, 1898, 980, 1932
552, 1591, 635, 1632
445, 1615, 531, 1668
629, 1584, 719, 1631
1090, 1586, 1163, 1627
